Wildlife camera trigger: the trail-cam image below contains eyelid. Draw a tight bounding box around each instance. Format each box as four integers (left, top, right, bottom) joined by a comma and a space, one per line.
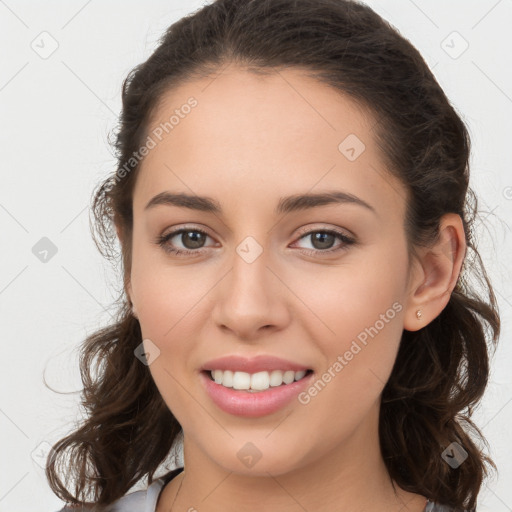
294, 223, 355, 240
160, 223, 354, 241
160, 224, 214, 239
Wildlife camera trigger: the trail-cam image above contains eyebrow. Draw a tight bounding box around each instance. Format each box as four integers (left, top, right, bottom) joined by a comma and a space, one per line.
144, 190, 377, 216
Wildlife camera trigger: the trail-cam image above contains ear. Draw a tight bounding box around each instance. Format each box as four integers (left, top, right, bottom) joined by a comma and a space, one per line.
404, 213, 466, 331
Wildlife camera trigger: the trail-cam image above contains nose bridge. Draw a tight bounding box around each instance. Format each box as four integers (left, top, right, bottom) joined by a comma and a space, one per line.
228, 236, 274, 309
228, 219, 272, 289
212, 231, 287, 337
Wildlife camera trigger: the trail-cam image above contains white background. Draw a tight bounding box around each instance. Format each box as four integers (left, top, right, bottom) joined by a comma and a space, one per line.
0, 1, 511, 511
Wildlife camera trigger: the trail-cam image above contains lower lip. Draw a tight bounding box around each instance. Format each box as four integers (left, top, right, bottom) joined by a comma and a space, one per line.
200, 371, 314, 418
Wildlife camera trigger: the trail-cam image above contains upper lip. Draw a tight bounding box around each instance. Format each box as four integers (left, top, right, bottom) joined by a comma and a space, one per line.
201, 355, 311, 373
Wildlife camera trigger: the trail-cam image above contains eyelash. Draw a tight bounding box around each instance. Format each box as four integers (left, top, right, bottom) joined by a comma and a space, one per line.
155, 226, 356, 258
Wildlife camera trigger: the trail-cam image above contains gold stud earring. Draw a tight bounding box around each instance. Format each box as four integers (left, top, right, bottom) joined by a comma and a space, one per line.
416, 309, 422, 320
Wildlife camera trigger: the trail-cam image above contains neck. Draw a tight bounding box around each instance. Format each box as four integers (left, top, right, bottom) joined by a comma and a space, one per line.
159, 406, 427, 512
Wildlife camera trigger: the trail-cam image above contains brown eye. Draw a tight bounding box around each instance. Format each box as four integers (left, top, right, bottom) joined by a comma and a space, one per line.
177, 230, 207, 249
309, 232, 337, 250
156, 228, 214, 256
293, 229, 355, 256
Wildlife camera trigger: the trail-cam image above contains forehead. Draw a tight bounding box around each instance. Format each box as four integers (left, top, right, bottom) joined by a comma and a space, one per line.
133, 65, 406, 221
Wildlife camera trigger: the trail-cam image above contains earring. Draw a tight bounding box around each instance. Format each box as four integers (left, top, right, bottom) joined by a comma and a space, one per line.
416, 309, 422, 320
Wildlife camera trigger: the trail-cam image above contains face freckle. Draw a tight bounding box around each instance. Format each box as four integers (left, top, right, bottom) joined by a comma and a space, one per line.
128, 64, 413, 479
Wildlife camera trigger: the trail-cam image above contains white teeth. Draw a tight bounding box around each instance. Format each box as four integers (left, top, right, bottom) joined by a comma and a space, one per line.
222, 370, 233, 387
282, 370, 295, 384
209, 369, 309, 391
232, 371, 251, 390
213, 369, 223, 384
250, 371, 270, 391
294, 370, 307, 381
269, 370, 283, 387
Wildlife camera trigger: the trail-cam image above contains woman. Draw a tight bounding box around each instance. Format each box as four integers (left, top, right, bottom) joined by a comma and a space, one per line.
47, 0, 500, 511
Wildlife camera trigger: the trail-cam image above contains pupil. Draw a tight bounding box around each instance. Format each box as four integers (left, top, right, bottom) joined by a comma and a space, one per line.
183, 231, 205, 249
312, 232, 334, 250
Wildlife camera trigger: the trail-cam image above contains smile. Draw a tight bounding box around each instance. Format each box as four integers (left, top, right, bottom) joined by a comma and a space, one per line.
200, 369, 315, 417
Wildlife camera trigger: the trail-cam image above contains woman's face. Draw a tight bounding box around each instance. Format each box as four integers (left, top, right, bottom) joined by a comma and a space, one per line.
128, 65, 418, 476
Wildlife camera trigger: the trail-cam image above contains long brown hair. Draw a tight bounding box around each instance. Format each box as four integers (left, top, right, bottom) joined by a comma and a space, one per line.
46, 1, 501, 510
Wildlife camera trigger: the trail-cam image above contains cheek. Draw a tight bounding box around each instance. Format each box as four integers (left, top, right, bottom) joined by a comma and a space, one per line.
292, 253, 408, 344
130, 241, 210, 338
289, 245, 408, 396
144, 355, 203, 439
131, 259, 207, 425
293, 276, 405, 439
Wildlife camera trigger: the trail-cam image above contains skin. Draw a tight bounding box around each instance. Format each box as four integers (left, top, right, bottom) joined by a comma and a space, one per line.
119, 63, 466, 512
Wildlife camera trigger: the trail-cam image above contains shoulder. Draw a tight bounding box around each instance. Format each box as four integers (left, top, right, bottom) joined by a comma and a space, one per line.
54, 476, 167, 512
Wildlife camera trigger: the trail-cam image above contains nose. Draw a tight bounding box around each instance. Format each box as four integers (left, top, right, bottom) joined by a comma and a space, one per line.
211, 247, 291, 341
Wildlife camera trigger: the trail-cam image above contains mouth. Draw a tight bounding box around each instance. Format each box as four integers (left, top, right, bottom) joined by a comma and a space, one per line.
200, 368, 315, 417
203, 369, 314, 393
199, 354, 315, 416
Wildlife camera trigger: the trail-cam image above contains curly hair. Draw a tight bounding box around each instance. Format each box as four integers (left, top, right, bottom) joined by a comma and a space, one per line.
45, 1, 500, 511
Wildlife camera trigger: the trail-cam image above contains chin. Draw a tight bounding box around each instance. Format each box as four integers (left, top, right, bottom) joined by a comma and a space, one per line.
198, 436, 311, 478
